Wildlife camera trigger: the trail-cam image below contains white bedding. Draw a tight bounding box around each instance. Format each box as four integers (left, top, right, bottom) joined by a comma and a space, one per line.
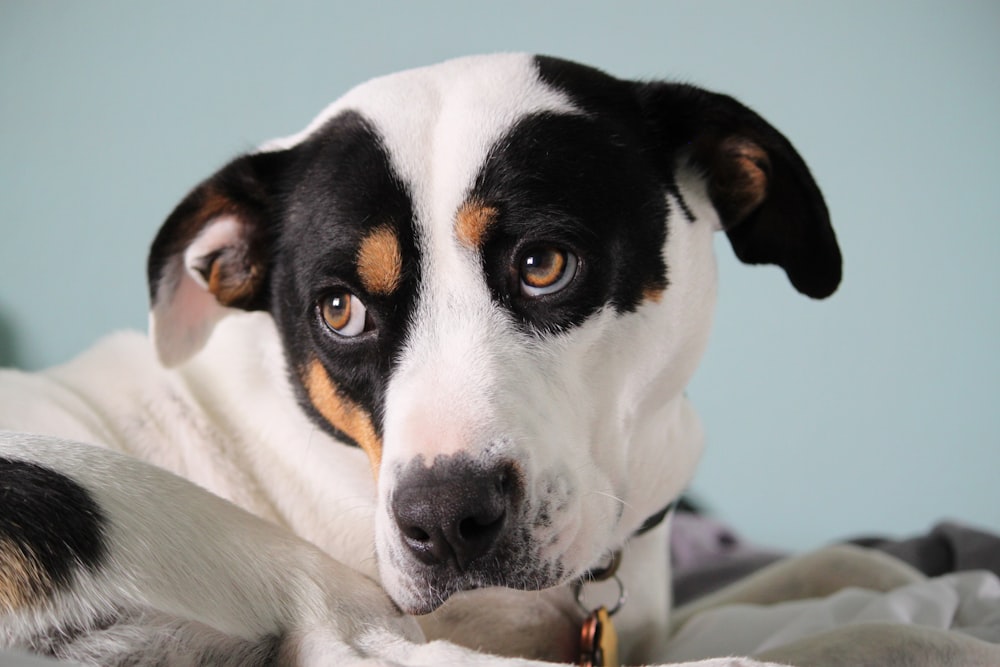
665, 570, 1000, 661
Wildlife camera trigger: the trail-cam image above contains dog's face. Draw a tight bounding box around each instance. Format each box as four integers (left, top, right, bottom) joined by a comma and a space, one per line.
146, 54, 839, 613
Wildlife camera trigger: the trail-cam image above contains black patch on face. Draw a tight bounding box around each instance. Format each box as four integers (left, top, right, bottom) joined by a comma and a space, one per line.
0, 458, 106, 601
267, 111, 420, 444
468, 104, 670, 334
535, 56, 698, 222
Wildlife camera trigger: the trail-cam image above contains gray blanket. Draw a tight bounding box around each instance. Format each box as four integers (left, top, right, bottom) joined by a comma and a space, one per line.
670, 510, 1000, 606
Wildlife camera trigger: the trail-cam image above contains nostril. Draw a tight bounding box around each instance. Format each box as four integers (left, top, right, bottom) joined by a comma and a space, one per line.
457, 508, 505, 542
402, 525, 431, 542
497, 471, 511, 495
397, 519, 448, 566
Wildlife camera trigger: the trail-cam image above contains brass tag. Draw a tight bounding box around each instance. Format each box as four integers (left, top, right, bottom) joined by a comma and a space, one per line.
579, 606, 619, 667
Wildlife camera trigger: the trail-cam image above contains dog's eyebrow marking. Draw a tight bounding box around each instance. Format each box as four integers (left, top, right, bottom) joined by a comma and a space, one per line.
0, 538, 49, 610
357, 226, 403, 296
305, 360, 383, 475
455, 200, 498, 249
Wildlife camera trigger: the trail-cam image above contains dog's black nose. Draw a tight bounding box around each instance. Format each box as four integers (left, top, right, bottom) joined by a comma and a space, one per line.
391, 457, 518, 571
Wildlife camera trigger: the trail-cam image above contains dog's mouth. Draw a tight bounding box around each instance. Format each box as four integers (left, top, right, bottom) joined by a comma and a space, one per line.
383, 532, 567, 615
379, 453, 590, 613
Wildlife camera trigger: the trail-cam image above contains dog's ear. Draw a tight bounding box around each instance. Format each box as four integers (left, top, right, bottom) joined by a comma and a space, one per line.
147, 149, 288, 366
637, 83, 841, 298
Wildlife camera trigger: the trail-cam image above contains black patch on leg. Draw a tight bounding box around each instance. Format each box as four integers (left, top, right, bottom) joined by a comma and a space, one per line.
0, 458, 107, 606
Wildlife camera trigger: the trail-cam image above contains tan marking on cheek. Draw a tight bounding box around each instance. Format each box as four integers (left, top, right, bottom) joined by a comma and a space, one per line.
305, 360, 383, 476
0, 539, 50, 611
357, 226, 403, 296
455, 200, 498, 249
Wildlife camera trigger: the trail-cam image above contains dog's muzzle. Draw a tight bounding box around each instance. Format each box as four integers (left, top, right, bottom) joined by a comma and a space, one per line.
387, 453, 563, 612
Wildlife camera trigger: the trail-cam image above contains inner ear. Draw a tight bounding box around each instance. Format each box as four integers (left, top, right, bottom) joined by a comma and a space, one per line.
183, 215, 266, 308
700, 136, 772, 229
148, 149, 285, 366
150, 212, 268, 368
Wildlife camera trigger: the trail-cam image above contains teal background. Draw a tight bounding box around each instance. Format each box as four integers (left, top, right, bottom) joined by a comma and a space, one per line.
1, 1, 998, 550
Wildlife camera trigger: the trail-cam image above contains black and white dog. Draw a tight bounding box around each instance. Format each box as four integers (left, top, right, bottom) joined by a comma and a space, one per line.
2, 54, 992, 666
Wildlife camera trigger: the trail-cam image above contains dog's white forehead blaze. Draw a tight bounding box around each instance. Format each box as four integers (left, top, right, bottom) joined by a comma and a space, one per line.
275, 54, 582, 462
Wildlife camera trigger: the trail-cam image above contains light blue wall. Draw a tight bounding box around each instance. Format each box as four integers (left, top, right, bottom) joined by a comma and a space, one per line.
1, 1, 997, 550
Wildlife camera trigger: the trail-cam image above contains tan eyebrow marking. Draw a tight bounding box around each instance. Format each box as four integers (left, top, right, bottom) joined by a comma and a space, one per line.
357, 226, 403, 296
455, 200, 498, 249
304, 359, 383, 477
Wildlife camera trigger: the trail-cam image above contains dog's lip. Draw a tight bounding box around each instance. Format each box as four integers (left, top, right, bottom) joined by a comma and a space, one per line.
389, 561, 568, 615
391, 579, 478, 616
390, 563, 569, 616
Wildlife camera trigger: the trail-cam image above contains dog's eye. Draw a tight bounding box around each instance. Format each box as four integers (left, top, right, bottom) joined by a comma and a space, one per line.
519, 247, 578, 297
320, 292, 367, 337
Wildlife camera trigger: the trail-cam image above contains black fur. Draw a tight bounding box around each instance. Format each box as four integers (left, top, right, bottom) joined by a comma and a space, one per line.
537, 54, 841, 299
633, 79, 841, 298
470, 109, 671, 334
0, 458, 106, 600
270, 111, 421, 443
147, 111, 422, 449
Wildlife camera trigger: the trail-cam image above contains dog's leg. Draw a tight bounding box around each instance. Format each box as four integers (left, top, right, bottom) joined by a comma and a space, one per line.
18, 608, 284, 667
670, 544, 924, 632
0, 435, 804, 667
0, 432, 426, 665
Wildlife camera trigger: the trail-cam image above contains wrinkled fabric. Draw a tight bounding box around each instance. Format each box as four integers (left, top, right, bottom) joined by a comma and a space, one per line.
670, 510, 786, 605
665, 571, 1000, 661
670, 514, 1000, 606
848, 521, 1000, 579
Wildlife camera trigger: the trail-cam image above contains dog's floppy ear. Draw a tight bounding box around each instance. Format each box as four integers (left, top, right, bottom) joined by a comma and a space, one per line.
637, 83, 841, 298
147, 149, 287, 366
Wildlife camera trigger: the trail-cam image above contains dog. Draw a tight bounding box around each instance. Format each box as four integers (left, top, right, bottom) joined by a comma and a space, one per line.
3, 53, 996, 667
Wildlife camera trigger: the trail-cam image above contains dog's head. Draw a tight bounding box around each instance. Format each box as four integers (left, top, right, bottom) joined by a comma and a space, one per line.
146, 54, 839, 613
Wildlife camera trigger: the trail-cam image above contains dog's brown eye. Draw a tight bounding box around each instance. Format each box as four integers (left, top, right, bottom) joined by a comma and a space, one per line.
519, 247, 578, 297
321, 292, 367, 337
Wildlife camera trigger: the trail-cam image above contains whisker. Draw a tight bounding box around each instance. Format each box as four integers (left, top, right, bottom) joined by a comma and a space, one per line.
587, 489, 633, 513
